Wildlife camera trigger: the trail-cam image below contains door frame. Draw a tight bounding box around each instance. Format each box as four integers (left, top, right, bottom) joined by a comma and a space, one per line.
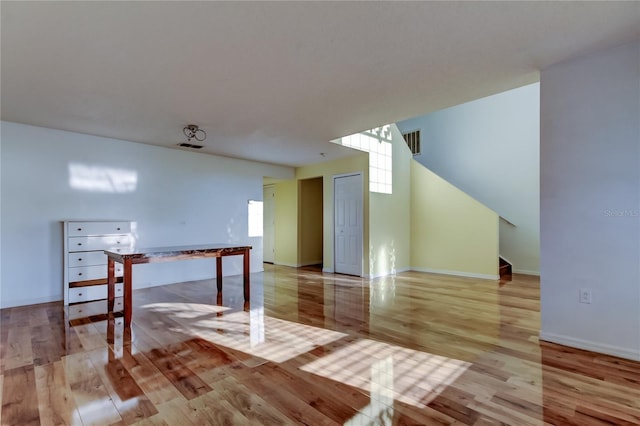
333, 172, 364, 277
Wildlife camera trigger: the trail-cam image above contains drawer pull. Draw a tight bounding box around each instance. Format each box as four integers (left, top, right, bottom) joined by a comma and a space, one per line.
77, 243, 82, 246
78, 258, 82, 262
78, 293, 83, 296
117, 227, 121, 231
117, 241, 120, 244
78, 273, 83, 276
77, 228, 82, 231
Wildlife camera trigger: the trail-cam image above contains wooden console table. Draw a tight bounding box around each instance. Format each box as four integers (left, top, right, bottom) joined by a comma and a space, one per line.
104, 244, 252, 326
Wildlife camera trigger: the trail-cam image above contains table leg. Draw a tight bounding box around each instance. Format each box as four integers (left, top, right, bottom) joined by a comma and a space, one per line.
124, 259, 133, 327
107, 258, 115, 312
216, 256, 223, 292
243, 248, 250, 302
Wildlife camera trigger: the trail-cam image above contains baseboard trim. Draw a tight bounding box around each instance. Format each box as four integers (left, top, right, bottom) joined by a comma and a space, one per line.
1, 294, 61, 309
275, 262, 301, 268
412, 267, 499, 280
366, 267, 412, 279
299, 260, 323, 267
539, 331, 640, 361
322, 267, 334, 274
276, 262, 329, 269
513, 269, 540, 276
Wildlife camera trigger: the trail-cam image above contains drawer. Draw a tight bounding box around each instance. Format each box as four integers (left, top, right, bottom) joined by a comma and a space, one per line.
68, 221, 131, 237
68, 235, 131, 252
68, 283, 124, 304
68, 298, 124, 320
68, 251, 107, 267
69, 264, 123, 282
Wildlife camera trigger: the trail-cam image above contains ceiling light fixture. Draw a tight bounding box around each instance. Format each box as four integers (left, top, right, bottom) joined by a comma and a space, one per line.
183, 124, 207, 142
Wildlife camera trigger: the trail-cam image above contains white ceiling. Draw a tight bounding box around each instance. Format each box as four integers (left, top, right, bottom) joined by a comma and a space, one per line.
2, 1, 639, 167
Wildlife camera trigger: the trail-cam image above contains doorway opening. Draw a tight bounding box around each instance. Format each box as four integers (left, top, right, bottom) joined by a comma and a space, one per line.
299, 177, 324, 269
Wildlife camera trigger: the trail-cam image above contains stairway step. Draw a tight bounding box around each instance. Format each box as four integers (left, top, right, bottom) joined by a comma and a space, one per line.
499, 257, 512, 280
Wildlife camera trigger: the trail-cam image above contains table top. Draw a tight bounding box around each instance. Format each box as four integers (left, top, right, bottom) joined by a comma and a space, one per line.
104, 244, 252, 261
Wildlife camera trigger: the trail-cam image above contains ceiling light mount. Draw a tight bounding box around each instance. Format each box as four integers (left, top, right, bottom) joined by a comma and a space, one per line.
183, 124, 207, 142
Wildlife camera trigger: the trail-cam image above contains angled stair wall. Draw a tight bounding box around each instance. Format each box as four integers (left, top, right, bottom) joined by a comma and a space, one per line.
410, 160, 499, 279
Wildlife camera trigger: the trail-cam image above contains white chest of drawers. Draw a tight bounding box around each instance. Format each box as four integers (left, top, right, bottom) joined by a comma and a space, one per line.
63, 220, 133, 305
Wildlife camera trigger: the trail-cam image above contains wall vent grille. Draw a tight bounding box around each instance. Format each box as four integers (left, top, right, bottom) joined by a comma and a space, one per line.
402, 130, 421, 155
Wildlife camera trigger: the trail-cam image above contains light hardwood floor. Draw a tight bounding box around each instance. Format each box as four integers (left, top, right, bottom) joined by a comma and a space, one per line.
1, 264, 639, 425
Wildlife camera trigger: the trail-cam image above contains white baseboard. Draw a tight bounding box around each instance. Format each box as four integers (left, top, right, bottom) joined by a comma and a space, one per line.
322, 267, 334, 273
412, 267, 499, 280
274, 262, 300, 268
1, 294, 61, 309
299, 260, 323, 267
513, 269, 540, 276
275, 261, 326, 268
539, 331, 640, 361
366, 267, 412, 279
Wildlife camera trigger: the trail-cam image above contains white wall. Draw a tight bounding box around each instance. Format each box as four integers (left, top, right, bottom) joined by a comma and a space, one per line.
369, 124, 411, 278
0, 122, 293, 308
540, 41, 640, 361
397, 83, 540, 274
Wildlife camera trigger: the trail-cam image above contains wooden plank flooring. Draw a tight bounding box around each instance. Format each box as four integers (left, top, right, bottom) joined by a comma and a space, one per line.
1, 265, 639, 425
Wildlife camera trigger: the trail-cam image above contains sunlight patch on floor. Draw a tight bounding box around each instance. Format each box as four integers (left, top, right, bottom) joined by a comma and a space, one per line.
141, 304, 347, 364
301, 338, 470, 411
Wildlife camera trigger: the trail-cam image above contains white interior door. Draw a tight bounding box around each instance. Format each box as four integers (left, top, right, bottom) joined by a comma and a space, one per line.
263, 185, 275, 263
334, 174, 363, 276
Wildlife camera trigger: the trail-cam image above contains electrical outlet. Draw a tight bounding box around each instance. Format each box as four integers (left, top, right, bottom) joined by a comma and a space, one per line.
579, 288, 592, 304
